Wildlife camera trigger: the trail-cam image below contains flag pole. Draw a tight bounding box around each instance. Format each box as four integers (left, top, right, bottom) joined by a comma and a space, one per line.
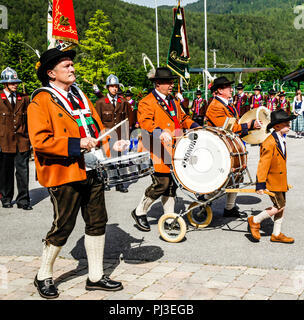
204, 0, 208, 101
155, 0, 160, 67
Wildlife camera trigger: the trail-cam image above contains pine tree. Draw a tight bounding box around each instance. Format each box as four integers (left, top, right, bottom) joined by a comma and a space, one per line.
75, 9, 124, 89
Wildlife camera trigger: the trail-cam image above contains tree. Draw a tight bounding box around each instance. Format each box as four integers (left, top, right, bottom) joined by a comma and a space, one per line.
75, 10, 124, 89
0, 32, 40, 94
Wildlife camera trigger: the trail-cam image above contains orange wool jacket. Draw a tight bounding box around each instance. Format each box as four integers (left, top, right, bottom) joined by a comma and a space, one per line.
205, 96, 249, 136
256, 132, 288, 192
137, 90, 199, 173
27, 90, 109, 188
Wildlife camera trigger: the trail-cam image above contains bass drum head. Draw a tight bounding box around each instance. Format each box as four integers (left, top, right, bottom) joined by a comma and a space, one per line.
172, 129, 231, 194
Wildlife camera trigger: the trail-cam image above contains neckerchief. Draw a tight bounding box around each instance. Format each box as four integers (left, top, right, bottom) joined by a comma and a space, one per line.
267, 97, 276, 111
152, 90, 180, 129
47, 86, 99, 139
194, 98, 203, 115
253, 95, 262, 108
215, 96, 237, 118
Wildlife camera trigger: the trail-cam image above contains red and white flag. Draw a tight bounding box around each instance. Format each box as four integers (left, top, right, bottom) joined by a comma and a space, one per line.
47, 0, 78, 51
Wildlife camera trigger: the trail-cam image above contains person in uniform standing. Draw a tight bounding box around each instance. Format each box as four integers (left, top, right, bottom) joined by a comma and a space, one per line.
28, 48, 127, 299
266, 88, 278, 112
131, 67, 200, 232
277, 91, 291, 115
0, 67, 32, 210
205, 76, 261, 218
124, 89, 139, 132
247, 109, 296, 243
233, 83, 249, 117
191, 89, 207, 126
95, 74, 131, 193
250, 85, 264, 109
291, 89, 304, 138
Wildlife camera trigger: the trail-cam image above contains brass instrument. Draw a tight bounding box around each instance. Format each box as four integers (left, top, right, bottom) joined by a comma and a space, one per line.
239, 106, 272, 144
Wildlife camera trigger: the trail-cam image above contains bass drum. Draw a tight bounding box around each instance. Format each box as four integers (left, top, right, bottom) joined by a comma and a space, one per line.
172, 127, 247, 195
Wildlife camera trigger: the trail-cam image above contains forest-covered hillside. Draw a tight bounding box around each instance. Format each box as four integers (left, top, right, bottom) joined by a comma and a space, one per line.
1, 0, 303, 70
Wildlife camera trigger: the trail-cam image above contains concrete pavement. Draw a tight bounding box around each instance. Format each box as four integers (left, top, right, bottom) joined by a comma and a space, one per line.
1, 132, 304, 300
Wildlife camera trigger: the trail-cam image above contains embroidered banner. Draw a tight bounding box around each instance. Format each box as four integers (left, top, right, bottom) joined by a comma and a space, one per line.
167, 4, 191, 85
47, 0, 78, 51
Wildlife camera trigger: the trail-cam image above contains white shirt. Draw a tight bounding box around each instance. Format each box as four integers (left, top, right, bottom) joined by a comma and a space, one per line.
155, 89, 170, 105
50, 83, 79, 105
277, 133, 286, 155
4, 89, 16, 104
216, 95, 229, 106
107, 93, 118, 105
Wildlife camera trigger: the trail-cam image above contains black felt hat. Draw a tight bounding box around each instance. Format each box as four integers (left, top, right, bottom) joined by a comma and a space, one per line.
149, 67, 178, 81
266, 109, 296, 131
210, 76, 234, 92
36, 48, 76, 84
268, 88, 277, 95
125, 89, 133, 97
253, 85, 262, 91
236, 83, 245, 90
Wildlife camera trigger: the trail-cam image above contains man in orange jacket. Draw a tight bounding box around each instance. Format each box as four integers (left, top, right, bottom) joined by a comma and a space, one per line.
28, 49, 128, 299
248, 109, 296, 243
131, 67, 200, 232
205, 77, 261, 218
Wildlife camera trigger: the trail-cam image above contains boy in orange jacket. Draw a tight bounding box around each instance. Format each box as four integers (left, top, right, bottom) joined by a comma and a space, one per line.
248, 109, 296, 243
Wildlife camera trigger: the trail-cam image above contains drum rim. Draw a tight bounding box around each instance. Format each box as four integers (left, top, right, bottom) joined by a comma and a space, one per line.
171, 127, 245, 195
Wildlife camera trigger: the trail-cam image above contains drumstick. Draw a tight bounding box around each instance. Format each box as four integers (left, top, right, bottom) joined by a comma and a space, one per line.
81, 118, 128, 153
225, 188, 275, 197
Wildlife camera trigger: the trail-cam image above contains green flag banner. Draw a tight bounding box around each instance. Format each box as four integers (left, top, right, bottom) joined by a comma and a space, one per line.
167, 5, 191, 85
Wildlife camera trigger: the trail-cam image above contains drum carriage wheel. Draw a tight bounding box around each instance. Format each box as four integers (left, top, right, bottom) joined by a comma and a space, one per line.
187, 202, 213, 229
158, 213, 187, 243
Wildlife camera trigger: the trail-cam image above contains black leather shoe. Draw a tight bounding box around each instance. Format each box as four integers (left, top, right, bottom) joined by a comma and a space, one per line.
116, 184, 128, 193
223, 207, 246, 218
86, 275, 123, 291
131, 209, 150, 231
2, 203, 13, 208
34, 275, 59, 299
17, 204, 33, 210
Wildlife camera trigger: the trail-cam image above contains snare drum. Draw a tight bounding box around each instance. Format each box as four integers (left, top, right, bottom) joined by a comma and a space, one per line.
172, 127, 247, 194
97, 152, 153, 187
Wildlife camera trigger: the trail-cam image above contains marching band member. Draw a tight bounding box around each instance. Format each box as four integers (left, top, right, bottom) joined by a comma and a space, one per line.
248, 109, 296, 243
191, 89, 207, 126
277, 91, 291, 115
266, 88, 278, 112
0, 68, 32, 210
95, 74, 131, 193
250, 85, 264, 109
28, 48, 126, 299
125, 89, 139, 131
205, 76, 261, 218
233, 83, 249, 117
131, 67, 200, 232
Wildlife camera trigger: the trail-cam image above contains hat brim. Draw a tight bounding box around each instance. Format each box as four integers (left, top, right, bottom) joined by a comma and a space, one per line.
211, 80, 234, 92
37, 50, 76, 83
149, 75, 179, 81
266, 114, 297, 131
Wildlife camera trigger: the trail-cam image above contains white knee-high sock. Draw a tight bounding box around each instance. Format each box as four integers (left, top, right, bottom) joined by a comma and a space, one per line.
161, 196, 175, 214
225, 193, 237, 210
37, 244, 61, 280
84, 234, 105, 283
135, 194, 155, 216
273, 215, 284, 236
253, 210, 271, 224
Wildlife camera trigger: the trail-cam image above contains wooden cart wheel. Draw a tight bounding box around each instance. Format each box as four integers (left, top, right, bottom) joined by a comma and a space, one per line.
158, 213, 187, 243
187, 202, 213, 228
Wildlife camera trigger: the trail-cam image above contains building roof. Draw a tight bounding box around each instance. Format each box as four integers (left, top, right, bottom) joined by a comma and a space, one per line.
282, 68, 304, 82
189, 67, 274, 74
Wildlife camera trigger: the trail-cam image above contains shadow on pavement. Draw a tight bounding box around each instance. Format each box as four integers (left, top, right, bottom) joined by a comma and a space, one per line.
29, 187, 49, 206
54, 223, 164, 286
